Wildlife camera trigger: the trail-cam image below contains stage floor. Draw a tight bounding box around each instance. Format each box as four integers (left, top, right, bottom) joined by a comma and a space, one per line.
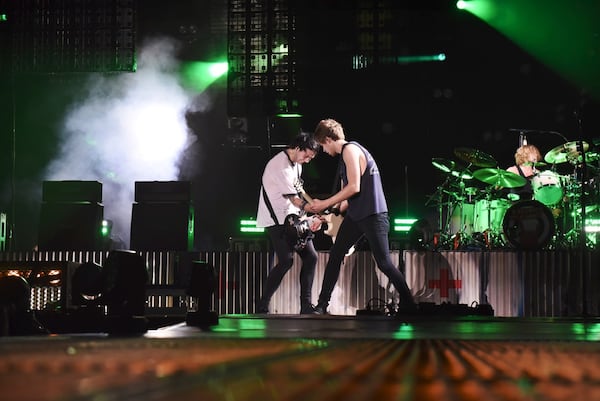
2, 313, 600, 401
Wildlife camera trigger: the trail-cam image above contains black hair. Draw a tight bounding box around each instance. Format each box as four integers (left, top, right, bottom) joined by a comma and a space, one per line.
288, 131, 320, 152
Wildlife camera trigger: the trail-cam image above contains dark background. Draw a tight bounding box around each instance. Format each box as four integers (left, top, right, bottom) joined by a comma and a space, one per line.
0, 0, 599, 251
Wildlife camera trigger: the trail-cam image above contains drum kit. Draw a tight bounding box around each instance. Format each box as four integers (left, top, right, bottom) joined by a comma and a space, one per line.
427, 140, 600, 250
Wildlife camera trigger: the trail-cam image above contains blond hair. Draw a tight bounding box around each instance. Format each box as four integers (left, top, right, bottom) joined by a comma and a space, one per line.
314, 118, 345, 143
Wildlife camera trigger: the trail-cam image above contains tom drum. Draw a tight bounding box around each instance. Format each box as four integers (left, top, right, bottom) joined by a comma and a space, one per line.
473, 199, 511, 233
531, 171, 564, 206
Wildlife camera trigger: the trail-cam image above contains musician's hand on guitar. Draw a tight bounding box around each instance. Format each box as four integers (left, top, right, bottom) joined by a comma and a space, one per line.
307, 199, 327, 214
307, 215, 323, 232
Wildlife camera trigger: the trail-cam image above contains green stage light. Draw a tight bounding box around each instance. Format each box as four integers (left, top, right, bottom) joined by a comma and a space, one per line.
396, 53, 447, 64
458, 0, 600, 100
456, 1, 467, 9
100, 220, 111, 237
0, 14, 7, 22
181, 60, 228, 92
240, 219, 265, 234
393, 218, 418, 233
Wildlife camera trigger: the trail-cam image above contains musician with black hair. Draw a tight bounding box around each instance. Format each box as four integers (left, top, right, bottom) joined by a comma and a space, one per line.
255, 132, 322, 314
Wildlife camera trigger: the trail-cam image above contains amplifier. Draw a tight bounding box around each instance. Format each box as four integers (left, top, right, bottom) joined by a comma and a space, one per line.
134, 181, 192, 202
42, 181, 102, 203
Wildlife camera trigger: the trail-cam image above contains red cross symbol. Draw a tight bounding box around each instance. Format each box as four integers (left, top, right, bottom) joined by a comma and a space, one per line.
428, 268, 461, 298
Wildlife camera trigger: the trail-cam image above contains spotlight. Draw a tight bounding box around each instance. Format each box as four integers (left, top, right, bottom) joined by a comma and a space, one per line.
185, 261, 218, 328
71, 262, 104, 306
102, 250, 149, 335
408, 219, 433, 250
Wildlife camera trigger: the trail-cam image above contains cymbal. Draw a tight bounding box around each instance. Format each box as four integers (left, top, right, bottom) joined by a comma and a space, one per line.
450, 168, 473, 180
454, 147, 497, 168
431, 158, 455, 173
472, 168, 527, 188
572, 151, 599, 164
544, 141, 590, 164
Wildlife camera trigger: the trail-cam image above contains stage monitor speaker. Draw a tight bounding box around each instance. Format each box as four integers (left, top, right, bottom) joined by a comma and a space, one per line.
42, 181, 102, 203
38, 202, 104, 251
130, 202, 194, 251
134, 181, 191, 203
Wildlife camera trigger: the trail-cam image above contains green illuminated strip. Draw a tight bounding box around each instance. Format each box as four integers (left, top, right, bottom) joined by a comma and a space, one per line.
393, 218, 418, 232
240, 220, 258, 226
394, 219, 418, 225
395, 53, 446, 63
240, 227, 265, 233
276, 113, 302, 118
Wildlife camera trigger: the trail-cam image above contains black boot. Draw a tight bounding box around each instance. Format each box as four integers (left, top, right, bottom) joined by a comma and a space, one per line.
300, 302, 318, 314
255, 298, 269, 314
314, 302, 329, 315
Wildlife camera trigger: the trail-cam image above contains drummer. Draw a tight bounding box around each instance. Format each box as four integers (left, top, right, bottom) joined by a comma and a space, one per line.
505, 144, 544, 202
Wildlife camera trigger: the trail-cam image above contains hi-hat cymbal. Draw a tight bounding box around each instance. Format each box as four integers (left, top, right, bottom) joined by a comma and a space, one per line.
472, 168, 527, 188
454, 147, 497, 167
544, 141, 590, 164
431, 158, 455, 173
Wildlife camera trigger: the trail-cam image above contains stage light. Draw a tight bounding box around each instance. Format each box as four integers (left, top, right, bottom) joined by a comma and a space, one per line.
408, 219, 434, 250
395, 53, 447, 64
102, 250, 149, 334
456, 0, 468, 10
240, 219, 265, 234
180, 60, 228, 92
393, 218, 418, 233
185, 261, 219, 328
71, 262, 104, 305
0, 14, 7, 22
100, 219, 112, 237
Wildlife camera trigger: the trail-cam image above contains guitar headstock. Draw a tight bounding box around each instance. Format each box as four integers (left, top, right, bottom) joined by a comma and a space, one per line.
293, 178, 305, 194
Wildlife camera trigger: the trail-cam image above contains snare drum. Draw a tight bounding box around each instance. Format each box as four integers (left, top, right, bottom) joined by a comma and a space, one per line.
531, 171, 564, 206
502, 200, 554, 249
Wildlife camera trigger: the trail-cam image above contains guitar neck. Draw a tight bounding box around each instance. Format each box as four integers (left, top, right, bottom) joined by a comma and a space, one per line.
299, 189, 313, 204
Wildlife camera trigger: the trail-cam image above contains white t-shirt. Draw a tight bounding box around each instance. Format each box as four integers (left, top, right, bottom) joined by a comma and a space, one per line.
256, 150, 303, 228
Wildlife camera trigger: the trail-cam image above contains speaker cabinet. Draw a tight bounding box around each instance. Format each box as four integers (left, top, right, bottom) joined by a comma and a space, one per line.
42, 180, 102, 203
134, 181, 191, 203
38, 202, 104, 250
130, 202, 194, 251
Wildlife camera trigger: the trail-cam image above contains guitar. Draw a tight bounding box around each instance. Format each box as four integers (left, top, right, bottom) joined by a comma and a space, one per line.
293, 179, 355, 256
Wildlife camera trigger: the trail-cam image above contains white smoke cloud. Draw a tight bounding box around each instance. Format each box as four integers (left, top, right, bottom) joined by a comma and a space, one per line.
44, 37, 200, 247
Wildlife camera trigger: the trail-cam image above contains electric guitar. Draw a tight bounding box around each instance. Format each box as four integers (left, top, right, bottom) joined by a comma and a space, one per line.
293, 179, 355, 256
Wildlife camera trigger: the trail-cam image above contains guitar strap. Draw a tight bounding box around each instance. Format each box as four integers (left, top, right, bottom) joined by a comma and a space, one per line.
262, 185, 279, 225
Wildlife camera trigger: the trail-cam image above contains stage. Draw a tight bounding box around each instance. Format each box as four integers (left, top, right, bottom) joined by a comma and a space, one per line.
1, 249, 600, 400
2, 314, 600, 401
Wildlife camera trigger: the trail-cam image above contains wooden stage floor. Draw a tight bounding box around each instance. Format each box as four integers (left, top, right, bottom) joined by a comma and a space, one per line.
2, 313, 600, 401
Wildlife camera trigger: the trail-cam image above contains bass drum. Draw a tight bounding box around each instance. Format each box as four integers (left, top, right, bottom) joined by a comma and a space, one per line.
502, 200, 554, 250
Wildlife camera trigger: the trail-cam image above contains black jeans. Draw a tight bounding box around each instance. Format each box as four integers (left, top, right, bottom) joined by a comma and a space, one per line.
260, 225, 318, 307
317, 212, 415, 308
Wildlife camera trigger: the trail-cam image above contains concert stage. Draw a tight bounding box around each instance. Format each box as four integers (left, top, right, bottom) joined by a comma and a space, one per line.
2, 314, 600, 401
2, 249, 600, 401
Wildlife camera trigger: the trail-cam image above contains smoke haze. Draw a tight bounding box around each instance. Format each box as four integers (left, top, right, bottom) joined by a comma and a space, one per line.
44, 38, 199, 246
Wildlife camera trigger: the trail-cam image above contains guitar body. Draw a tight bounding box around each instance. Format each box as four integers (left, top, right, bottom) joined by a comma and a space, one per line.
323, 213, 343, 241
284, 214, 316, 251
294, 178, 355, 255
